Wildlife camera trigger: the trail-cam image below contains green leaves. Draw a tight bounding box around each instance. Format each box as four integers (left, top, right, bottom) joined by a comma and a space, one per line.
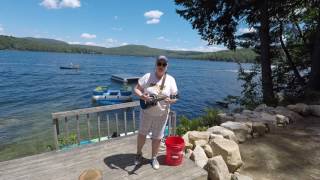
176, 108, 220, 136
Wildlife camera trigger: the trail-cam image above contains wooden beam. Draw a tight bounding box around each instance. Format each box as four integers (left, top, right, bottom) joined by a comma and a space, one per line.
52, 101, 139, 119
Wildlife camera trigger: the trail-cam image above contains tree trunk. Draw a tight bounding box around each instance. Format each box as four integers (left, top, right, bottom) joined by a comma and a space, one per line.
308, 16, 320, 91
278, 20, 305, 85
259, 0, 275, 105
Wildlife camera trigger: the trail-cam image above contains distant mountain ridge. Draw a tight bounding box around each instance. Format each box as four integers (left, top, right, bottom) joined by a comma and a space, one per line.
0, 35, 257, 62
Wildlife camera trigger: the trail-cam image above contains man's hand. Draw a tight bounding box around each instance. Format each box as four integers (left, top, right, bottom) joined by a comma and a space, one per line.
165, 97, 176, 104
140, 93, 151, 101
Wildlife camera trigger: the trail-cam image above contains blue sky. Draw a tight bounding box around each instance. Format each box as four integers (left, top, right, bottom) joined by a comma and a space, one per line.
0, 0, 250, 52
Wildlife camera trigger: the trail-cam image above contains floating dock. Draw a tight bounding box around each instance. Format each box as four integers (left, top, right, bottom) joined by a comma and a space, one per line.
111, 74, 140, 83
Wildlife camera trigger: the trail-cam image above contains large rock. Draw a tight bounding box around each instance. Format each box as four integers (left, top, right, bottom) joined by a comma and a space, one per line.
309, 105, 320, 117
183, 132, 193, 150
274, 106, 303, 122
203, 144, 214, 158
188, 131, 210, 145
276, 114, 289, 126
233, 113, 249, 122
220, 121, 252, 143
204, 155, 231, 180
252, 122, 267, 136
190, 145, 208, 168
207, 126, 238, 143
287, 103, 310, 116
218, 113, 235, 122
209, 138, 243, 173
194, 139, 208, 147
254, 104, 275, 114
231, 173, 253, 180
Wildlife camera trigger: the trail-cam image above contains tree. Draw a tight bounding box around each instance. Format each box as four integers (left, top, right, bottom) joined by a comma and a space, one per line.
175, 0, 276, 105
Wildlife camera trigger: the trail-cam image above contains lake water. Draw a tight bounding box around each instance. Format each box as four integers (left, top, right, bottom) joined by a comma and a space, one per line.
0, 50, 248, 160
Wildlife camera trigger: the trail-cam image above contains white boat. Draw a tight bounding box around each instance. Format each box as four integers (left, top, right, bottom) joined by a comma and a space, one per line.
92, 86, 132, 105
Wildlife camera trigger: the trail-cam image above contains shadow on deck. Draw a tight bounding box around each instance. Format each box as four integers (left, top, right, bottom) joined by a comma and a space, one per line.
0, 135, 207, 180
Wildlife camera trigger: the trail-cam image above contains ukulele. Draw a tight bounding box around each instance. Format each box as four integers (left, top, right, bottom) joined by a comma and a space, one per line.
140, 94, 179, 109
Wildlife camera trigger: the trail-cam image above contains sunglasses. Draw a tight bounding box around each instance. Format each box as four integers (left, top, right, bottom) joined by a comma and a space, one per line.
157, 62, 167, 67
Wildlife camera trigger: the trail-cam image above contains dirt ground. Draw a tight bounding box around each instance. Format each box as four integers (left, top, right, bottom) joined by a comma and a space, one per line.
238, 116, 320, 180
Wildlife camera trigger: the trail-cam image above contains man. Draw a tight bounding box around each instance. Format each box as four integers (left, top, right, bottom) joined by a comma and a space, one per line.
134, 55, 178, 170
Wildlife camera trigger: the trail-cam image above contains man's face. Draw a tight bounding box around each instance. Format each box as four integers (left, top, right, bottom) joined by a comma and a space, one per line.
156, 60, 167, 74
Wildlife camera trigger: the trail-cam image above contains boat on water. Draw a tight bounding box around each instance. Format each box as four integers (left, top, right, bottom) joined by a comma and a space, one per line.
92, 86, 133, 105
60, 63, 80, 70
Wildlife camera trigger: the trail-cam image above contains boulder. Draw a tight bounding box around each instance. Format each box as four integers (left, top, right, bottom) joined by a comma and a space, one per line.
274, 106, 303, 122
203, 144, 214, 158
233, 113, 249, 122
210, 138, 243, 173
220, 121, 252, 143
207, 126, 238, 143
287, 103, 310, 116
276, 114, 290, 126
252, 122, 267, 136
194, 139, 208, 147
254, 104, 275, 114
231, 173, 253, 180
204, 155, 231, 180
218, 113, 235, 122
190, 145, 208, 168
183, 132, 193, 150
188, 131, 210, 145
210, 134, 224, 140
309, 105, 320, 117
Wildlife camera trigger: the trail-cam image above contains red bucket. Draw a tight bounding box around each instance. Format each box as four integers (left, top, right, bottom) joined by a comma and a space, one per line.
165, 136, 185, 166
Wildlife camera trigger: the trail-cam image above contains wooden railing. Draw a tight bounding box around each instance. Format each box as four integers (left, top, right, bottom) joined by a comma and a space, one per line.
51, 101, 177, 150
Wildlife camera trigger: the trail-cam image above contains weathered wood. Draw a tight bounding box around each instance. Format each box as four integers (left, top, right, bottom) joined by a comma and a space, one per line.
97, 113, 101, 142
52, 118, 59, 150
52, 101, 139, 119
76, 115, 80, 144
0, 135, 207, 180
86, 114, 91, 139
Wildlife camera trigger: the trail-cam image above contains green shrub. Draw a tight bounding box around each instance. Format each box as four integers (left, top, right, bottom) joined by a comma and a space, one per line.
58, 133, 77, 147
176, 108, 220, 136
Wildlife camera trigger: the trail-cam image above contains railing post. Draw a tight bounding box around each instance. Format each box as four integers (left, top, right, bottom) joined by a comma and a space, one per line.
86, 114, 91, 139
115, 113, 119, 136
124, 110, 127, 136
97, 113, 101, 142
76, 115, 80, 145
64, 117, 69, 137
52, 118, 59, 150
107, 114, 110, 137
132, 110, 136, 134
172, 111, 177, 135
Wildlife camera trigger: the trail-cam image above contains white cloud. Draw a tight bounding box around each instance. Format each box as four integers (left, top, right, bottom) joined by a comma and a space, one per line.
144, 10, 163, 25
68, 41, 81, 45
238, 27, 256, 34
156, 36, 170, 42
81, 33, 96, 39
85, 42, 98, 46
40, 0, 81, 9
121, 42, 128, 46
106, 38, 118, 44
146, 18, 160, 24
144, 10, 163, 19
167, 45, 226, 52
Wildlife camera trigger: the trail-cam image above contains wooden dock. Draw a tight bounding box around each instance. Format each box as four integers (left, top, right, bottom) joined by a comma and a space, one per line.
0, 135, 207, 180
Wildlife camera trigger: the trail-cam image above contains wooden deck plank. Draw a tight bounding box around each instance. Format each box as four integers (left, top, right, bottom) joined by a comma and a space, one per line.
0, 135, 207, 180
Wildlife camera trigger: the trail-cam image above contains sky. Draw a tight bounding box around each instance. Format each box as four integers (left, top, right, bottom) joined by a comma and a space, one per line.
0, 0, 251, 52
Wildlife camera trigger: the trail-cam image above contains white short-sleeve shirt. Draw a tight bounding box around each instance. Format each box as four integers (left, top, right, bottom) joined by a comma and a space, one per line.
138, 72, 178, 116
